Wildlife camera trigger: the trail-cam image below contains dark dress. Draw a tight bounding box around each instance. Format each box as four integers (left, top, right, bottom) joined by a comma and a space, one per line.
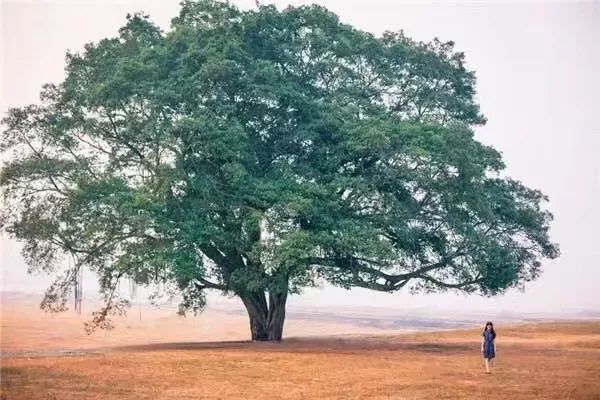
482, 330, 495, 359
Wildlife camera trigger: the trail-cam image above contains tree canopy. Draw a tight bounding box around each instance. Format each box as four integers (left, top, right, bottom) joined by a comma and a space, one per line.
0, 0, 559, 340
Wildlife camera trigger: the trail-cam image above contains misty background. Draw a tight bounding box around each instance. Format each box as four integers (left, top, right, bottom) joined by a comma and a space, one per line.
1, 0, 599, 316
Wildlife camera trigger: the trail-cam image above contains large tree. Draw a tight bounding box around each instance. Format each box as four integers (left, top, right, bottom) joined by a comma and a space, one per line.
0, 0, 558, 341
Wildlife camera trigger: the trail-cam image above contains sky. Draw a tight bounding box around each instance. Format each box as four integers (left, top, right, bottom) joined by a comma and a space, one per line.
1, 0, 599, 314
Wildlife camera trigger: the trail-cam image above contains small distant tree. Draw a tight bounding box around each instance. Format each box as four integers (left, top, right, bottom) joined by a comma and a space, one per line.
0, 1, 558, 341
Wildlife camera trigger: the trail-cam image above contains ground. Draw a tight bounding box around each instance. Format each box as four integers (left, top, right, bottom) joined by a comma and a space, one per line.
1, 295, 599, 399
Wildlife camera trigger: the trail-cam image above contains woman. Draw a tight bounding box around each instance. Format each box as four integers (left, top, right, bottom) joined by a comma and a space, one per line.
481, 321, 496, 374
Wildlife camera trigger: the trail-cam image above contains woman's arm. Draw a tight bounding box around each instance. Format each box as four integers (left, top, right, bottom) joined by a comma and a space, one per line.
481, 335, 484, 353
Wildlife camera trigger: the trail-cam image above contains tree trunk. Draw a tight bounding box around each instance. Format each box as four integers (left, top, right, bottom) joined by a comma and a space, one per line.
267, 290, 287, 341
239, 289, 287, 341
240, 291, 269, 341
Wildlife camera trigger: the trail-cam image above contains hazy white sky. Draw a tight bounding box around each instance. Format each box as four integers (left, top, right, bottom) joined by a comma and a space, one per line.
1, 0, 599, 314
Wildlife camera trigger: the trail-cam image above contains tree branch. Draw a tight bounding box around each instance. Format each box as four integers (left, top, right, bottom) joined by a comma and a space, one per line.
193, 277, 227, 291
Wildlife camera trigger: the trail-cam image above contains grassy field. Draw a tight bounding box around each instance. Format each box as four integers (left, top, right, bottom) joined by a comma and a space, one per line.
1, 297, 599, 399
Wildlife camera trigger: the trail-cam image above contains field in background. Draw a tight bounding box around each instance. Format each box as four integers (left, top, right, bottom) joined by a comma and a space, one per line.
2, 291, 585, 356
0, 292, 416, 356
1, 293, 600, 399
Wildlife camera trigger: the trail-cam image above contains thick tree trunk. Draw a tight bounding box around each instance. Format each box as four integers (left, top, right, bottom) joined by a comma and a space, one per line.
240, 291, 269, 341
267, 291, 287, 341
239, 289, 287, 341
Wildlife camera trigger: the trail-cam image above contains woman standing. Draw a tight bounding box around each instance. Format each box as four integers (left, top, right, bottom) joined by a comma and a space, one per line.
481, 321, 496, 374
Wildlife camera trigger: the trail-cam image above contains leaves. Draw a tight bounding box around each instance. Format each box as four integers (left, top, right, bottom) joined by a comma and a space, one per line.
0, 0, 558, 330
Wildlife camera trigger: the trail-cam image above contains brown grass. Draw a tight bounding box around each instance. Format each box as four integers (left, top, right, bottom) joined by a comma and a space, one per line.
1, 297, 599, 399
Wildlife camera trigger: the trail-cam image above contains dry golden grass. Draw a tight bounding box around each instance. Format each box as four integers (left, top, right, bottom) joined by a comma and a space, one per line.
1, 297, 599, 399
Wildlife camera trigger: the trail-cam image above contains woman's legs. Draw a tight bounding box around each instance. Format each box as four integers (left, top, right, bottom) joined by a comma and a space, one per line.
484, 358, 491, 373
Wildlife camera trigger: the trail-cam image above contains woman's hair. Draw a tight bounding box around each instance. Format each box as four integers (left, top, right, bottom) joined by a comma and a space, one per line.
483, 321, 497, 339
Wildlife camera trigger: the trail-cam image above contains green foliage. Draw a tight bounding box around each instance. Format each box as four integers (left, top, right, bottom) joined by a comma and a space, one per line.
0, 1, 558, 330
